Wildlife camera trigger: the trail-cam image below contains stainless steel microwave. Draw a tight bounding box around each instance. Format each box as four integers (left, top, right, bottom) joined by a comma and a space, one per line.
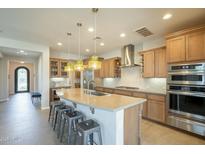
167, 63, 205, 85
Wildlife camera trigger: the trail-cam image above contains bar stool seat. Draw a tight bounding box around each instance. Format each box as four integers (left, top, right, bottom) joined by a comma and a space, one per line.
48, 101, 65, 123
77, 119, 102, 145
60, 111, 84, 144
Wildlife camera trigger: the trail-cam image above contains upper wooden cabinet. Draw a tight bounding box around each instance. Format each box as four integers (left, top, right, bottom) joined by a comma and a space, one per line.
186, 31, 205, 61
141, 47, 167, 78
50, 58, 71, 78
166, 36, 186, 63
143, 51, 155, 78
97, 57, 121, 78
50, 58, 60, 77
59, 60, 69, 77
166, 25, 205, 63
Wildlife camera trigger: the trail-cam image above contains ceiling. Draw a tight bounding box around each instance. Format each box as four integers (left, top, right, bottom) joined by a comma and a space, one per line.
0, 46, 41, 58
0, 8, 205, 56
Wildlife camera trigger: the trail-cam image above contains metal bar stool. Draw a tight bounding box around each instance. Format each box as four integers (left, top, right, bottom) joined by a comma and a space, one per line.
77, 119, 102, 145
60, 111, 84, 144
48, 101, 65, 123
55, 106, 74, 138
53, 105, 73, 130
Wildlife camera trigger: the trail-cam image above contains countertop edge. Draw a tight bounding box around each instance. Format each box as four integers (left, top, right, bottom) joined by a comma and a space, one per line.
59, 95, 146, 112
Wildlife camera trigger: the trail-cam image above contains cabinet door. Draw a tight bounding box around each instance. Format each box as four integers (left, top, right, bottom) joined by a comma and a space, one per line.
50, 59, 60, 77
104, 60, 110, 78
99, 60, 105, 78
147, 100, 165, 123
155, 47, 167, 78
166, 36, 186, 63
143, 51, 155, 78
60, 60, 69, 77
186, 31, 205, 61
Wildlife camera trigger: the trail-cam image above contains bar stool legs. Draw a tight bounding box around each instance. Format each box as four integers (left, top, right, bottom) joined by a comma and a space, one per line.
77, 119, 102, 145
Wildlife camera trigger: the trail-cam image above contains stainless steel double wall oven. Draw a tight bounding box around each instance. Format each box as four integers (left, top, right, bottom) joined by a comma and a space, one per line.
167, 63, 205, 136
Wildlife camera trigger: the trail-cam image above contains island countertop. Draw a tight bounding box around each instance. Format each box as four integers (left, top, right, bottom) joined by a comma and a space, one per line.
59, 88, 146, 112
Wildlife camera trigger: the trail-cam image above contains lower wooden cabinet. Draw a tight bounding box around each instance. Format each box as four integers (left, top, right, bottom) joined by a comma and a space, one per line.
147, 95, 165, 123
95, 87, 166, 123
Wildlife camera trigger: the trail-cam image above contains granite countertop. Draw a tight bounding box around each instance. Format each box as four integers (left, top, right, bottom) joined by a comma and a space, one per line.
96, 86, 166, 95
59, 88, 146, 112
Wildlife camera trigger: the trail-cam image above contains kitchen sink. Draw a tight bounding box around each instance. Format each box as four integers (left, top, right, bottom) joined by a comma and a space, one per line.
90, 91, 108, 96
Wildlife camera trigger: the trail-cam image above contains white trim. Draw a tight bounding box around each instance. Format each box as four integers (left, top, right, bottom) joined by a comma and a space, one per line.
41, 106, 49, 110
0, 98, 9, 102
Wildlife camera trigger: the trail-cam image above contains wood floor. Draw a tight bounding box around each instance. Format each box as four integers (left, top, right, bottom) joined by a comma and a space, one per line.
141, 119, 205, 145
0, 93, 204, 145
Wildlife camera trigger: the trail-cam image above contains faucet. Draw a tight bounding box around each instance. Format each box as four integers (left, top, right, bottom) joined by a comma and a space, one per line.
86, 80, 96, 94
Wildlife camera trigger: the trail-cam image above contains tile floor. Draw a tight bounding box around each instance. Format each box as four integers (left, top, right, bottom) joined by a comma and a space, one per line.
0, 93, 204, 145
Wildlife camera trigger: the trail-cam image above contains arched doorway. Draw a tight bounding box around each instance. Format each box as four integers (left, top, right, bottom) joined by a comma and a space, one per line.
15, 67, 30, 93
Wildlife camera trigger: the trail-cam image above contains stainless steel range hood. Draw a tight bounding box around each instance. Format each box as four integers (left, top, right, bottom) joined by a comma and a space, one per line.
121, 44, 140, 67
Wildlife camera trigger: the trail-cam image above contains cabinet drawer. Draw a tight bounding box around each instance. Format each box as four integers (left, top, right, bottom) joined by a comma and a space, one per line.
114, 89, 132, 96
103, 88, 113, 94
132, 92, 146, 98
147, 94, 165, 102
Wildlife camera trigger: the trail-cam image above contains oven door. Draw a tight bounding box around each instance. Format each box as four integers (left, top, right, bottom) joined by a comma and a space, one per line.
168, 72, 205, 85
168, 91, 205, 121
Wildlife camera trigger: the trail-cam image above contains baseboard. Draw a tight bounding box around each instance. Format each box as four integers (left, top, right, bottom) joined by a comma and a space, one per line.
0, 98, 9, 102
41, 106, 49, 110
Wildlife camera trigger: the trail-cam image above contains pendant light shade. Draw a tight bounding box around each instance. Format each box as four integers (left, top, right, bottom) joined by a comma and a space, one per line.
74, 60, 84, 71
64, 32, 74, 72
74, 23, 84, 71
64, 62, 74, 72
88, 56, 101, 70
88, 8, 102, 70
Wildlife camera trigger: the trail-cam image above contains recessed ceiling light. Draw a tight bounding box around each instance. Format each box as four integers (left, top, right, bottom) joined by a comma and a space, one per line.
20, 61, 24, 64
85, 49, 90, 52
88, 27, 94, 32
20, 50, 24, 53
57, 42, 63, 46
120, 33, 126, 37
163, 13, 172, 20
100, 42, 104, 46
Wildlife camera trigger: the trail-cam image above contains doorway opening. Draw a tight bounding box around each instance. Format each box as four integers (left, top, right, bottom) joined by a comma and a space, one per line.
15, 67, 30, 93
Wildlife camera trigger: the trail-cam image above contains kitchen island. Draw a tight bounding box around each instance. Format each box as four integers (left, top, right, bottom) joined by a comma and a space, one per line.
59, 88, 146, 145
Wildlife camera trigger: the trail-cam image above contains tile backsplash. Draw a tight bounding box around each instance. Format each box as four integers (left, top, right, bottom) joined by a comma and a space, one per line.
99, 66, 166, 92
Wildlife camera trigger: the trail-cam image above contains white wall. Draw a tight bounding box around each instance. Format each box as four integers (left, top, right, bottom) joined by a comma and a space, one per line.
0, 37, 50, 108
97, 37, 166, 92
50, 51, 83, 60
0, 52, 3, 58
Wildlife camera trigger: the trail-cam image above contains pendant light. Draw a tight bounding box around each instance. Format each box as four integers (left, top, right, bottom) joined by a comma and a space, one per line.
64, 32, 74, 72
74, 22, 84, 71
88, 8, 102, 70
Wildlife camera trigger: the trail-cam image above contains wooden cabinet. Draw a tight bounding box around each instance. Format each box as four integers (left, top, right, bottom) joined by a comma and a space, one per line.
50, 58, 72, 78
143, 51, 155, 77
141, 47, 167, 78
166, 36, 186, 63
98, 57, 121, 78
50, 58, 60, 77
59, 60, 69, 77
155, 47, 167, 77
95, 86, 166, 123
166, 25, 205, 63
147, 94, 165, 123
186, 31, 205, 61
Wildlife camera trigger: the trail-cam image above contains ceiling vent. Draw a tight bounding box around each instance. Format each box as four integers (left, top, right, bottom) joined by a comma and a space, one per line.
135, 27, 153, 37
